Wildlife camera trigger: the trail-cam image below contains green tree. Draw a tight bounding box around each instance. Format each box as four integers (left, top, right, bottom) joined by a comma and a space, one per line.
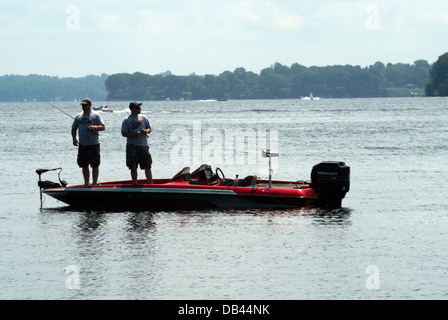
105, 73, 131, 100
259, 67, 288, 98
425, 53, 448, 96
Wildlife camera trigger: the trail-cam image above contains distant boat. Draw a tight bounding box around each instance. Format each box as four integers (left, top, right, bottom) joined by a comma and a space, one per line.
93, 105, 113, 112
301, 92, 320, 100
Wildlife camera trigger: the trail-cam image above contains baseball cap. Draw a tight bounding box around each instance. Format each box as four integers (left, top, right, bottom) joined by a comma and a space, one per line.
81, 98, 92, 106
129, 102, 143, 109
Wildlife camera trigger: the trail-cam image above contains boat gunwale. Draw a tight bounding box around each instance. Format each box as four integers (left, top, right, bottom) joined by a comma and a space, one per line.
45, 178, 311, 192
41, 179, 315, 201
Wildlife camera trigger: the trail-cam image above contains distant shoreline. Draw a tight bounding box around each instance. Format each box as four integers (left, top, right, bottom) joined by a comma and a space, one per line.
0, 60, 431, 101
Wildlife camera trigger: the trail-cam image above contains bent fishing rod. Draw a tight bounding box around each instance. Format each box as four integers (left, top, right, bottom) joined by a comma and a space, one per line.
39, 98, 99, 135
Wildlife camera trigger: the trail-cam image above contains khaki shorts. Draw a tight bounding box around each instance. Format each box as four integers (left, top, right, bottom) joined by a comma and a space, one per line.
126, 144, 152, 170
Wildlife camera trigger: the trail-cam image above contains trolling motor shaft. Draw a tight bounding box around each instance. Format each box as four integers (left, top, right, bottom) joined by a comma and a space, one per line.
36, 167, 67, 208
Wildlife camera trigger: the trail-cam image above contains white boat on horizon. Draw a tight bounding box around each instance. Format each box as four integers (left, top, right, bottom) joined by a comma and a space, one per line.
301, 92, 320, 100
93, 105, 114, 112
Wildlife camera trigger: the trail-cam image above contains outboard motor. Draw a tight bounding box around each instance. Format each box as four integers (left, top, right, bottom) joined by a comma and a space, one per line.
311, 161, 350, 208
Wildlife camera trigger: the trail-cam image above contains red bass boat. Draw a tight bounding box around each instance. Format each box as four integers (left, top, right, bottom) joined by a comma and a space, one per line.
36, 158, 350, 211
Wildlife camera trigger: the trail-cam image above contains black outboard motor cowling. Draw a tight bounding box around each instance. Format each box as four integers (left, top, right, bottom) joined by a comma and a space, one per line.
311, 161, 350, 208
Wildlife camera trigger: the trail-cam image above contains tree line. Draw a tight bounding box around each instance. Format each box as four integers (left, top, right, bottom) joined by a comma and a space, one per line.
105, 61, 431, 101
2, 57, 447, 102
0, 74, 108, 102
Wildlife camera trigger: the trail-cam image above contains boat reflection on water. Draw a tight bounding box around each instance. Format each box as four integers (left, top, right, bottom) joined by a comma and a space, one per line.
218, 206, 352, 226
40, 205, 352, 233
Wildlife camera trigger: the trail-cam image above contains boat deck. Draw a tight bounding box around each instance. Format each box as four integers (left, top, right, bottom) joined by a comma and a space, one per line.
252, 182, 310, 189
95, 178, 311, 190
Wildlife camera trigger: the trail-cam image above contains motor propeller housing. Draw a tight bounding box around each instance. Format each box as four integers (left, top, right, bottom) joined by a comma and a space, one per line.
311, 161, 350, 207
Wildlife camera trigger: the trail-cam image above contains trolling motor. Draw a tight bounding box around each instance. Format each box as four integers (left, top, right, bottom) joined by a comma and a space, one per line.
36, 167, 67, 208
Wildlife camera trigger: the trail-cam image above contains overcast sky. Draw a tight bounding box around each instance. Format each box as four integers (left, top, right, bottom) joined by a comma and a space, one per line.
1, 0, 447, 77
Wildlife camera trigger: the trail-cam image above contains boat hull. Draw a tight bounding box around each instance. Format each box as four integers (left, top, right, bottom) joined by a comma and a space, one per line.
39, 161, 350, 211
42, 180, 319, 211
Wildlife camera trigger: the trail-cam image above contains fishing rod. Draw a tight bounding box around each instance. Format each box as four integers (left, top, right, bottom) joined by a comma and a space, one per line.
39, 97, 77, 121
39, 98, 99, 135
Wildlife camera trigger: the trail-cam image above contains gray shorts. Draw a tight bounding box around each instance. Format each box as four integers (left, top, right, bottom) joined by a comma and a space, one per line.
126, 144, 152, 170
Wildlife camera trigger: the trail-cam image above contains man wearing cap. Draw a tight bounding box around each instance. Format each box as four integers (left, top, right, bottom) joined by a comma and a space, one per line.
71, 98, 106, 186
121, 101, 153, 184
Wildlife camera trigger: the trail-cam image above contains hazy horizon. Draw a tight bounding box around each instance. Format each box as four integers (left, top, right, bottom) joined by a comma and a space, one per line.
1, 1, 447, 77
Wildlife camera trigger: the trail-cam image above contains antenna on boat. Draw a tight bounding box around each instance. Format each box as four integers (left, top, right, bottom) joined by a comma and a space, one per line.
262, 149, 278, 188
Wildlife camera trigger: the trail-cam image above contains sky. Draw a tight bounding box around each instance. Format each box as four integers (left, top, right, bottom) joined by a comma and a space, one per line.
1, 0, 447, 77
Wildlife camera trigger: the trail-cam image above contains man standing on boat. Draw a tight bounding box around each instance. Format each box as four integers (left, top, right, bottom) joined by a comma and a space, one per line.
71, 98, 106, 186
121, 102, 153, 184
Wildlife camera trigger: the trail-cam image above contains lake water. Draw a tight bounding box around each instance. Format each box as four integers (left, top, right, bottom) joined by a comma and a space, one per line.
0, 98, 447, 300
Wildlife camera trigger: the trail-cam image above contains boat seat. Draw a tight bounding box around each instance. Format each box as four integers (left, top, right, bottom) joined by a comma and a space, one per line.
170, 167, 191, 182
191, 164, 211, 178
191, 164, 217, 184
220, 179, 239, 186
240, 174, 257, 186
220, 175, 258, 187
